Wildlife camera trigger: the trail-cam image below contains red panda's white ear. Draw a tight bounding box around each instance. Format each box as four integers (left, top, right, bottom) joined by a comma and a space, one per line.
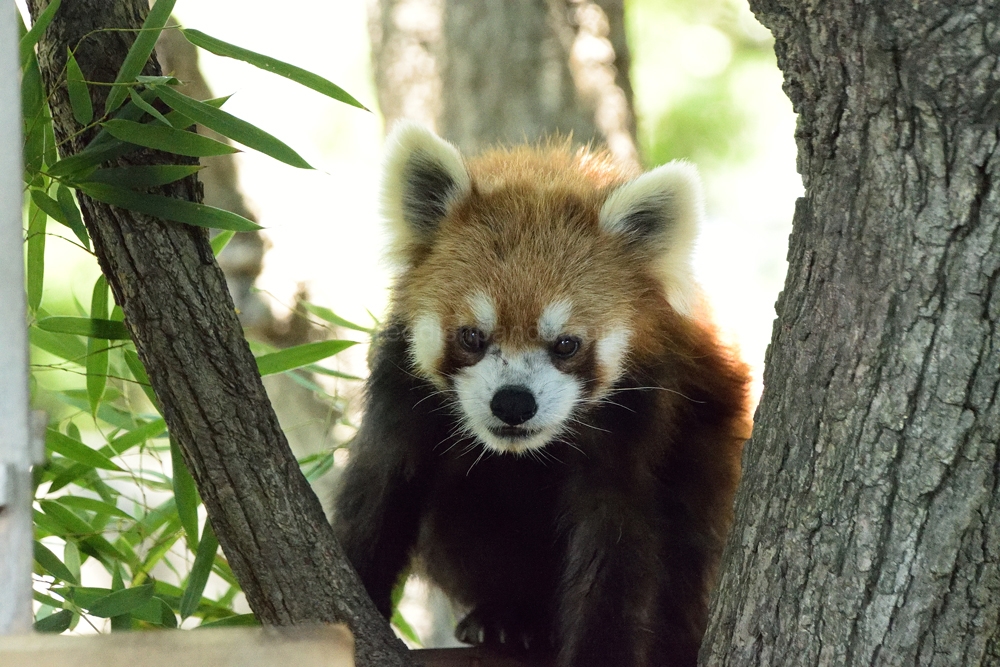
381, 121, 471, 265
599, 161, 702, 317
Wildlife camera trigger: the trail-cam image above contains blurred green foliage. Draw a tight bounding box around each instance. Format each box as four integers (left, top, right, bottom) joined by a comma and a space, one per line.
628, 0, 775, 168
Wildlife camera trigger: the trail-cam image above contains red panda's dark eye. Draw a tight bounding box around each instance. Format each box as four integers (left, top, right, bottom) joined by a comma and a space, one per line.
552, 336, 580, 358
459, 327, 487, 353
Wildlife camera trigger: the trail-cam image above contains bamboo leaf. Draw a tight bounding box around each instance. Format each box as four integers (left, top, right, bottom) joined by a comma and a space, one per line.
20, 0, 63, 66
34, 541, 79, 585
128, 88, 172, 126
66, 49, 93, 126
77, 182, 262, 232
26, 199, 46, 312
34, 609, 73, 633
392, 609, 422, 646
102, 119, 239, 158
180, 29, 369, 111
152, 84, 312, 169
46, 428, 123, 472
22, 51, 47, 179
56, 496, 135, 521
196, 614, 259, 629
29, 327, 91, 365
302, 302, 374, 333
131, 597, 177, 628
210, 230, 235, 256
87, 584, 155, 618
108, 418, 167, 455
30, 189, 67, 225
170, 437, 200, 548
255, 340, 358, 376
36, 316, 130, 340
87, 275, 110, 414
104, 0, 177, 114
55, 185, 90, 249
48, 96, 228, 180
82, 165, 203, 189
180, 521, 218, 618
123, 349, 160, 411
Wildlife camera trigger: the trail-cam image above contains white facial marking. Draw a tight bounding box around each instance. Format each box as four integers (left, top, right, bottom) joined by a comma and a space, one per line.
453, 349, 581, 454
468, 291, 497, 336
596, 326, 632, 388
410, 313, 444, 378
538, 299, 573, 341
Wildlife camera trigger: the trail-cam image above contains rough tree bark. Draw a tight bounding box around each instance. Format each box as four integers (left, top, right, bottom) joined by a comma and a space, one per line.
702, 1, 1000, 665
25, 2, 410, 665
368, 0, 638, 168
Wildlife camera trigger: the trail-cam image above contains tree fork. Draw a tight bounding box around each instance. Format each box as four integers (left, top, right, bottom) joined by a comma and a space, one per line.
25, 2, 411, 664
701, 0, 1000, 665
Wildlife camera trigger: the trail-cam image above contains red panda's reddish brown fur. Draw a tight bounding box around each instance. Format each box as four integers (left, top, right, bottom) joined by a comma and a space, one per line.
334, 123, 750, 667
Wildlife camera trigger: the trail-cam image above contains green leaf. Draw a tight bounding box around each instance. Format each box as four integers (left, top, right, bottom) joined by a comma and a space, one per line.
56, 185, 90, 249
180, 29, 369, 111
22, 52, 47, 179
30, 189, 68, 225
77, 182, 262, 232
152, 84, 312, 169
26, 199, 46, 312
180, 521, 218, 618
196, 614, 259, 629
123, 349, 160, 411
36, 316, 130, 340
131, 597, 177, 628
82, 165, 203, 189
30, 327, 87, 364
392, 608, 422, 646
210, 230, 235, 256
102, 119, 239, 158
108, 418, 167, 455
34, 541, 79, 584
47, 96, 227, 180
256, 340, 358, 377
56, 496, 135, 522
66, 49, 93, 126
64, 541, 82, 583
34, 609, 73, 634
46, 429, 123, 472
20, 0, 62, 66
302, 302, 374, 333
171, 437, 200, 548
129, 88, 172, 126
87, 584, 155, 618
104, 0, 178, 114
87, 275, 110, 414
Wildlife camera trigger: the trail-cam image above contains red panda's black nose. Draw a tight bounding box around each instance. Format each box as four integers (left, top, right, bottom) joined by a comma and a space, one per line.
490, 386, 537, 426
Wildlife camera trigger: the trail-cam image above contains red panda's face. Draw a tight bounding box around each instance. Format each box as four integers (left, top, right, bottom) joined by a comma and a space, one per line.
380, 123, 703, 454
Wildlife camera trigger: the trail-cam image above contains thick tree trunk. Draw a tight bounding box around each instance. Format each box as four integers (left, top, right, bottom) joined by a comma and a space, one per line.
368, 0, 638, 167
701, 1, 1000, 665
25, 2, 410, 665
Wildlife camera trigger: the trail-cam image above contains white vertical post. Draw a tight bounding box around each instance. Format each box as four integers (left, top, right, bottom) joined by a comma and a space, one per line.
0, 0, 34, 637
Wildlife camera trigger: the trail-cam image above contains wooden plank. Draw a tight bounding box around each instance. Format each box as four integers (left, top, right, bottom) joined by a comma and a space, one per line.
0, 625, 354, 667
412, 648, 554, 667
0, 0, 34, 638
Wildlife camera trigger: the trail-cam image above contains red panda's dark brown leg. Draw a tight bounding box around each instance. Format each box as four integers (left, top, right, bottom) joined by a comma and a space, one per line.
332, 322, 443, 617
556, 480, 666, 667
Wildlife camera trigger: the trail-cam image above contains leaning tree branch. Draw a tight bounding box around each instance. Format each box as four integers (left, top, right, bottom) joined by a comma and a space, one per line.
25, 1, 410, 665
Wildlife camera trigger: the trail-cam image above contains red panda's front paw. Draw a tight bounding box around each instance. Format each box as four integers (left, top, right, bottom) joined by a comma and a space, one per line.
455, 606, 552, 656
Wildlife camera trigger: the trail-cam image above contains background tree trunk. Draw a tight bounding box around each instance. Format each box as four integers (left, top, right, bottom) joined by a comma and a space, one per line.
701, 1, 1000, 665
368, 0, 638, 168
26, 2, 410, 665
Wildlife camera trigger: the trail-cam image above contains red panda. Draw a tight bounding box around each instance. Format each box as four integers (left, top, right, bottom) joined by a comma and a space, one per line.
333, 122, 751, 667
